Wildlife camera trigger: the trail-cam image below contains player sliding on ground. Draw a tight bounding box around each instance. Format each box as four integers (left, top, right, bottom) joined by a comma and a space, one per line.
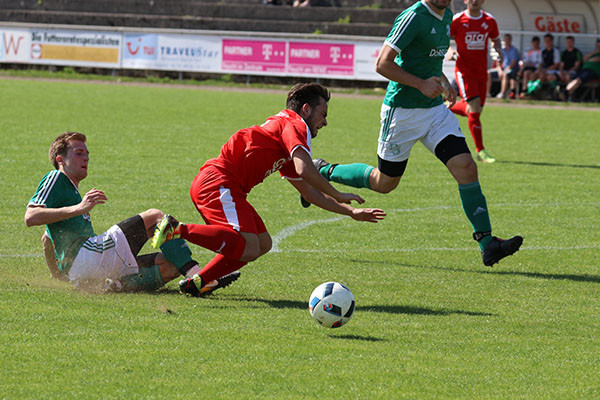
300, 0, 522, 266
152, 83, 386, 297
25, 132, 238, 294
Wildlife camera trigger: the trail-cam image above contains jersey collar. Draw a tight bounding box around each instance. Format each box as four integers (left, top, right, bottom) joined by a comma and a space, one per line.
421, 0, 445, 21
465, 10, 484, 20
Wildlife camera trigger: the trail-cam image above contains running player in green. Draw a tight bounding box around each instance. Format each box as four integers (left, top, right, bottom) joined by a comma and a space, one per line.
25, 132, 239, 293
302, 0, 523, 266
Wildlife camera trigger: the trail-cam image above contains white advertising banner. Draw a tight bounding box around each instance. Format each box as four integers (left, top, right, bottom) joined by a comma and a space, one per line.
0, 28, 30, 63
354, 41, 384, 81
122, 33, 221, 72
29, 28, 121, 67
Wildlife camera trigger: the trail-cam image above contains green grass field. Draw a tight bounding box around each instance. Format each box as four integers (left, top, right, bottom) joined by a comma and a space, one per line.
1, 78, 599, 399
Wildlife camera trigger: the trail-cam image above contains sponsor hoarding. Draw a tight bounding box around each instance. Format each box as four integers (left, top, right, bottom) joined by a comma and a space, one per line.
29, 29, 121, 67
0, 28, 30, 62
222, 38, 286, 74
122, 33, 221, 72
288, 41, 354, 77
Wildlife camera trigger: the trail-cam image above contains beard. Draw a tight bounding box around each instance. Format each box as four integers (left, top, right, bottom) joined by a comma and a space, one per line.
428, 0, 451, 10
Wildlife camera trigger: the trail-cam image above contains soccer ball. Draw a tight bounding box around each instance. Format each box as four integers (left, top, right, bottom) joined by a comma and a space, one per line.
308, 282, 355, 328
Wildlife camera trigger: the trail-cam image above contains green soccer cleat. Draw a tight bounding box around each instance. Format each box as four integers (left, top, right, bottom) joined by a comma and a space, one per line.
151, 214, 181, 249
476, 149, 496, 163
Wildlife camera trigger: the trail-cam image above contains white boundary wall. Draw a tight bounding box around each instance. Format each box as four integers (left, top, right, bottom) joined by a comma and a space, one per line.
0, 23, 389, 81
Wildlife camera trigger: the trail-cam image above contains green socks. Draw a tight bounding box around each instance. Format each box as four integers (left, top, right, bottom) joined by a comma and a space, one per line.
459, 182, 492, 250
160, 238, 196, 275
121, 264, 165, 292
320, 163, 374, 189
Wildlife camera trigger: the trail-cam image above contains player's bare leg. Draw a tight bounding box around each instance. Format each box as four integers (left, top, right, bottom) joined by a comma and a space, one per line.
368, 168, 401, 194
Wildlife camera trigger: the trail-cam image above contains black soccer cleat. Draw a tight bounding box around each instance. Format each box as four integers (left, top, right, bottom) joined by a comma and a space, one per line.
481, 235, 523, 266
178, 271, 241, 298
300, 158, 335, 208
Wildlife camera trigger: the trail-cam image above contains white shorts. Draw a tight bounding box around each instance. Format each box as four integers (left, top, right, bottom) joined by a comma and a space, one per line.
68, 224, 139, 284
377, 103, 464, 162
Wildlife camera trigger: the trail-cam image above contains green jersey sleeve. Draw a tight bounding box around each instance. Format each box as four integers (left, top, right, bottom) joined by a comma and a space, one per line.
29, 170, 64, 208
385, 8, 419, 53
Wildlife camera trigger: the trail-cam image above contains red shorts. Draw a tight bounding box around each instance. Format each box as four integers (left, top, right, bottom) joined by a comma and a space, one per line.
455, 69, 488, 106
190, 165, 267, 235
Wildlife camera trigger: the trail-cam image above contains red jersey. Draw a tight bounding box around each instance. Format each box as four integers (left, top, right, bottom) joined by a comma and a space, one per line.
451, 11, 499, 76
203, 109, 312, 194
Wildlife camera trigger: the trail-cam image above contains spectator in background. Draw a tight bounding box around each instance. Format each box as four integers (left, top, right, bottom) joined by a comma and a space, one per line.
496, 33, 520, 99
539, 33, 561, 84
519, 36, 542, 98
565, 38, 600, 99
293, 0, 332, 6
559, 36, 583, 83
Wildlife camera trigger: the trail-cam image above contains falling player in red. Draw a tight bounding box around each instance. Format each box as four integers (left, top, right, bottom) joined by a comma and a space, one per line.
151, 83, 386, 297
449, 0, 503, 163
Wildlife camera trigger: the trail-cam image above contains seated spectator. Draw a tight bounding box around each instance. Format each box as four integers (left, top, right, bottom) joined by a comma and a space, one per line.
496, 33, 520, 99
559, 36, 583, 83
540, 33, 561, 84
566, 38, 600, 99
519, 36, 542, 97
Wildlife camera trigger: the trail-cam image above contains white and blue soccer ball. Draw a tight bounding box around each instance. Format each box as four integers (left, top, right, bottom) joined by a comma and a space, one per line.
308, 282, 355, 328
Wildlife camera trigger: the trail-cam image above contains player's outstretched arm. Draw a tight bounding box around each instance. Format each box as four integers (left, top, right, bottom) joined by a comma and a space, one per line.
375, 44, 444, 99
24, 188, 107, 227
292, 148, 364, 205
288, 179, 385, 223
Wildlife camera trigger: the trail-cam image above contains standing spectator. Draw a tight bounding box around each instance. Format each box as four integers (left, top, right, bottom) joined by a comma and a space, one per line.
496, 33, 520, 99
559, 36, 583, 83
565, 39, 600, 99
448, 0, 503, 163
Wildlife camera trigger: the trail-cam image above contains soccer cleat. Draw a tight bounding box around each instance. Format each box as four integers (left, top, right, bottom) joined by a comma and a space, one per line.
476, 149, 496, 163
178, 271, 241, 298
481, 235, 523, 266
300, 158, 333, 208
151, 214, 181, 249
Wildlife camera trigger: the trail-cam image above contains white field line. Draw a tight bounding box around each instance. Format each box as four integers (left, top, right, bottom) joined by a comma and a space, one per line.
3, 202, 599, 258
270, 202, 600, 253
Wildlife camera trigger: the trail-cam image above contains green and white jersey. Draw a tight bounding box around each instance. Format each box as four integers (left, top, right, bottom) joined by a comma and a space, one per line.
383, 0, 453, 109
29, 170, 94, 272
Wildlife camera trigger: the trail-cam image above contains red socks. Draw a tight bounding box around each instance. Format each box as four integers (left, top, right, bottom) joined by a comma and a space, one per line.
450, 101, 468, 117
467, 112, 483, 152
179, 224, 246, 260
199, 254, 247, 284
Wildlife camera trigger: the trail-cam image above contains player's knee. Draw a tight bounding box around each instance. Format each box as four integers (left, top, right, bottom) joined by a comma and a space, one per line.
240, 237, 261, 262
141, 208, 163, 223
259, 235, 272, 257
458, 157, 478, 180
374, 179, 400, 194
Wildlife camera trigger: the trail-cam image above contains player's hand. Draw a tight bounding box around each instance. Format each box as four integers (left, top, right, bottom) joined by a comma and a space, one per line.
443, 84, 457, 108
79, 188, 107, 214
350, 208, 386, 223
337, 192, 365, 205
418, 77, 445, 98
